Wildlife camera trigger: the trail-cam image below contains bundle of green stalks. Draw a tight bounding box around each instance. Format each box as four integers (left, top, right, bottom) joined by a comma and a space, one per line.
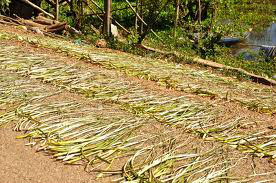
0, 31, 275, 114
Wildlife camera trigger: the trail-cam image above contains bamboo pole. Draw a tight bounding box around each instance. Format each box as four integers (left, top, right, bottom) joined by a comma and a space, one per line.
174, 0, 180, 38
140, 0, 144, 34
124, 0, 147, 26
124, 0, 161, 41
112, 18, 131, 34
88, 0, 130, 34
135, 0, 139, 30
56, 0, 59, 21
87, 5, 103, 22
19, 0, 55, 19
90, 0, 103, 13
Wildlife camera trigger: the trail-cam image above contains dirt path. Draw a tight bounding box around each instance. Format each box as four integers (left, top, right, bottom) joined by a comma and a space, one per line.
0, 127, 108, 183
0, 24, 276, 183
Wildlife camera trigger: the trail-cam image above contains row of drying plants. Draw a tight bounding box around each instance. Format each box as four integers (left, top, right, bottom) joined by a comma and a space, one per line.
0, 44, 275, 163
1, 70, 274, 182
0, 31, 275, 114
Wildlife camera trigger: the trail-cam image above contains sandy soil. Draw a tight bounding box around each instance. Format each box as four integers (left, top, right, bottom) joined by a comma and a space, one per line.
0, 126, 114, 183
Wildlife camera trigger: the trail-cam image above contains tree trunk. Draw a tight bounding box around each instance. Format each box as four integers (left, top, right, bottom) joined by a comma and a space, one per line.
198, 0, 201, 23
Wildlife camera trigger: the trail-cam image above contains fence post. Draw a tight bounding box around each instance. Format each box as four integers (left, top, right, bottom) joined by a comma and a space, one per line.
174, 0, 180, 38
104, 0, 112, 37
56, 0, 59, 21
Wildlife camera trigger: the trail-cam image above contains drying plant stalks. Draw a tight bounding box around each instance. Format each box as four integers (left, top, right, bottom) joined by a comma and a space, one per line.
0, 44, 275, 161
118, 146, 232, 183
0, 34, 275, 182
0, 31, 275, 114
15, 102, 149, 164
0, 70, 59, 126
205, 132, 276, 159
1, 85, 245, 182
0, 45, 217, 128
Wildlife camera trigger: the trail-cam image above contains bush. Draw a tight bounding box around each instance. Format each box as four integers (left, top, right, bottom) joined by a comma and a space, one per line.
0, 0, 11, 13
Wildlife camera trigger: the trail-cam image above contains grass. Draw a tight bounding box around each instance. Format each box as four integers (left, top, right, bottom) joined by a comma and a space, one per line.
214, 48, 276, 78
143, 0, 276, 79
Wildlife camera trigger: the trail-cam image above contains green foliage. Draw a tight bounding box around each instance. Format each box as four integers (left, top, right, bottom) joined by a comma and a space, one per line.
0, 0, 11, 13
127, 29, 139, 45
215, 46, 276, 78
40, 0, 276, 78
215, 0, 275, 34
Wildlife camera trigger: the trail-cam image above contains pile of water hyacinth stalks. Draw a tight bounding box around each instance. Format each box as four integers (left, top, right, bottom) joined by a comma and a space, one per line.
0, 44, 275, 161
0, 31, 275, 114
0, 70, 275, 182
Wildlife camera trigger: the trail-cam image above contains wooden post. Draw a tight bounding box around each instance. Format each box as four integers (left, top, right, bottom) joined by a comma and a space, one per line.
104, 0, 112, 37
174, 0, 180, 38
88, 0, 130, 34
135, 0, 139, 30
139, 0, 144, 34
80, 0, 84, 28
198, 0, 201, 24
56, 0, 59, 21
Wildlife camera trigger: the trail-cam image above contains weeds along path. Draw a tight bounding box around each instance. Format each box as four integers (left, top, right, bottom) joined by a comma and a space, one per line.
0, 28, 275, 114
2, 71, 275, 182
0, 29, 275, 181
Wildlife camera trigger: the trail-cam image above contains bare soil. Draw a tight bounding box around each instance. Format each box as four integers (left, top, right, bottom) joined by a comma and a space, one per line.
0, 126, 112, 183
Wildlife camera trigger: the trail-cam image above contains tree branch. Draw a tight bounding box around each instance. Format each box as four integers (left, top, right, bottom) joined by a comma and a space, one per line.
19, 0, 55, 19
